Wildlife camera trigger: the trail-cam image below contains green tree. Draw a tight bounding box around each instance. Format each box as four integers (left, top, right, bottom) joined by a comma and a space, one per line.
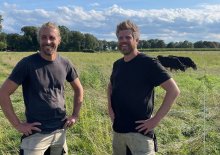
6, 33, 23, 51
203, 41, 215, 48
58, 25, 70, 51
194, 41, 205, 48
142, 40, 151, 48
167, 42, 175, 48
68, 31, 85, 51
178, 40, 193, 48
212, 41, 220, 48
97, 40, 104, 51
21, 26, 38, 51
0, 32, 7, 51
148, 39, 158, 48
108, 41, 117, 51
0, 41, 7, 51
156, 39, 166, 48
147, 39, 166, 48
100, 40, 108, 51
83, 33, 99, 50
0, 15, 2, 32
0, 32, 7, 42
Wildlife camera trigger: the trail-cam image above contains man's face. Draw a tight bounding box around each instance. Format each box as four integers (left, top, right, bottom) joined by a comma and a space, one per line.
117, 30, 138, 55
39, 27, 61, 56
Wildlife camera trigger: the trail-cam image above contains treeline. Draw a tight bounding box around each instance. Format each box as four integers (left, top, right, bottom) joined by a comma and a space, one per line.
0, 15, 2, 32
1, 25, 220, 52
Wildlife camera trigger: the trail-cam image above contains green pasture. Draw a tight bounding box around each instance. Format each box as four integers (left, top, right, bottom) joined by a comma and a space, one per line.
0, 51, 219, 155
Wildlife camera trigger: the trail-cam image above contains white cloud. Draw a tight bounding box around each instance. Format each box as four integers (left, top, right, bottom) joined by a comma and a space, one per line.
55, 6, 105, 24
3, 2, 17, 9
205, 33, 220, 41
1, 3, 220, 42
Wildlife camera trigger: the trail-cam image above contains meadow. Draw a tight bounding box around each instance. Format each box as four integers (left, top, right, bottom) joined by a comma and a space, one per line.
0, 51, 219, 155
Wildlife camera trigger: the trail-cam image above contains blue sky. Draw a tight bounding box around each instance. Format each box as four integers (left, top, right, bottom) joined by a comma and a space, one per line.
1, 0, 220, 43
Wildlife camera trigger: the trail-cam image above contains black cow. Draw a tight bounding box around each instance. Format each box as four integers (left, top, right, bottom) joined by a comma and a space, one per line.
168, 55, 197, 70
157, 55, 186, 72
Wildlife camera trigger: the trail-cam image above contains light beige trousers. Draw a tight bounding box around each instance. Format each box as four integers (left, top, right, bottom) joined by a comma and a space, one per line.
20, 129, 68, 155
113, 131, 155, 155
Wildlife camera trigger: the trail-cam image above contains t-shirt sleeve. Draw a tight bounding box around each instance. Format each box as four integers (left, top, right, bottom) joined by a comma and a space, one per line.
66, 61, 78, 82
8, 58, 28, 85
148, 58, 171, 87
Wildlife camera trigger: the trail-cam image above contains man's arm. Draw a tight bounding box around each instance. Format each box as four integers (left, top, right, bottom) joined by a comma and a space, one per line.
135, 78, 180, 134
0, 79, 20, 128
107, 82, 114, 122
0, 79, 41, 136
64, 78, 83, 128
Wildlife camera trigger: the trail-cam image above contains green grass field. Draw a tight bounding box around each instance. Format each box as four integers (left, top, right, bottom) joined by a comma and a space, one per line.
0, 51, 219, 155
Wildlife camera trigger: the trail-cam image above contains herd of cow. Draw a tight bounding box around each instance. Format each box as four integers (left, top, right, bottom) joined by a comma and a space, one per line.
157, 55, 197, 72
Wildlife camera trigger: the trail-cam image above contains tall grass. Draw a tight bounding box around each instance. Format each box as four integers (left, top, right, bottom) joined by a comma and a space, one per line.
0, 51, 219, 154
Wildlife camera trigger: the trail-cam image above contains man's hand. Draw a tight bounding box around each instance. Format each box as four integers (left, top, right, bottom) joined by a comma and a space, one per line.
15, 122, 42, 136
63, 115, 78, 129
135, 117, 159, 135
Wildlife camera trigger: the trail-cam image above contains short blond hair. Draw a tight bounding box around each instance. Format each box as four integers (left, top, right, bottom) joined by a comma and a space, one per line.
37, 22, 61, 41
116, 20, 140, 40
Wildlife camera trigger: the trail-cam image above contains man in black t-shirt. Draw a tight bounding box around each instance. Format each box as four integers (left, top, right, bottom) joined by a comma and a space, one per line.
0, 22, 83, 155
107, 20, 180, 155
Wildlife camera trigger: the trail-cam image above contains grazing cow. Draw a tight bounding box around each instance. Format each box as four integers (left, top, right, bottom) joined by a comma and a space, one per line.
157, 55, 186, 72
168, 55, 197, 70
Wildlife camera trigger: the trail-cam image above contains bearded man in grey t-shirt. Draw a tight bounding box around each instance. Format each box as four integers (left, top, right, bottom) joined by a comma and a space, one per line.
0, 22, 84, 155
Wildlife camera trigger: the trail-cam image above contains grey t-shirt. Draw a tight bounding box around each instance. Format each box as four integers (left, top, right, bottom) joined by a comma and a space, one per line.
9, 53, 78, 133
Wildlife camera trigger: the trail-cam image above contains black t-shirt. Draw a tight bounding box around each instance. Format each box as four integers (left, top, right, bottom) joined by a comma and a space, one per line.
9, 53, 78, 133
110, 53, 171, 133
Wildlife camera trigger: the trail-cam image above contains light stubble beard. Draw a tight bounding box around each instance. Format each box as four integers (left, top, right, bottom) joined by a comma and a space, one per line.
120, 49, 132, 55
40, 45, 56, 56
118, 44, 135, 56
